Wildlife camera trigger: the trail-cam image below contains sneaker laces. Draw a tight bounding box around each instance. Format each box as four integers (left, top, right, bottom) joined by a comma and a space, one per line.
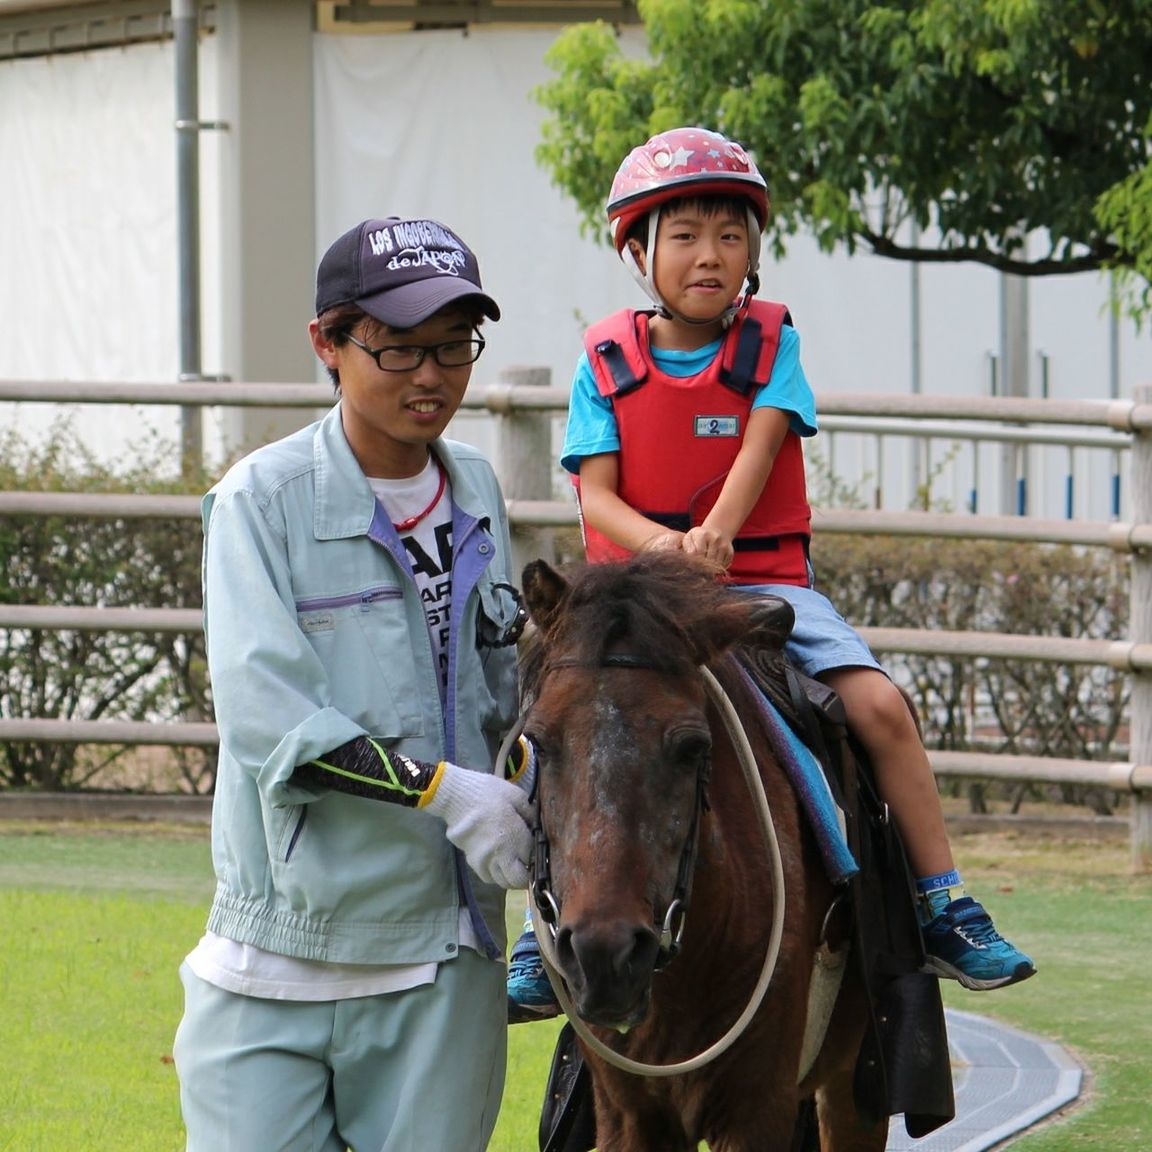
508, 943, 544, 979
937, 898, 1005, 947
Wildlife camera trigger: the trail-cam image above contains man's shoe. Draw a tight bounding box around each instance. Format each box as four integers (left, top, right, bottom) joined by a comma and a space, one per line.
922, 896, 1037, 991
507, 929, 561, 1023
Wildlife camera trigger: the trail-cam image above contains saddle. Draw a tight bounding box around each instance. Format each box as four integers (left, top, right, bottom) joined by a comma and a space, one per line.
537, 642, 955, 1152
740, 645, 955, 1139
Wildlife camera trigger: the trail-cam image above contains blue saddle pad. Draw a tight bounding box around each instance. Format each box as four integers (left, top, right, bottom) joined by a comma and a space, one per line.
736, 665, 859, 885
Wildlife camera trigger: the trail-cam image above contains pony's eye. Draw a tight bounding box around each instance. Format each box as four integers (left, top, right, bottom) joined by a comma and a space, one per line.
667, 728, 711, 768
523, 728, 551, 761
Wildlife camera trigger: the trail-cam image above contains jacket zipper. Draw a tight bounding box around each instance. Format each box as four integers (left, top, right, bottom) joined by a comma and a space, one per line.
295, 586, 401, 612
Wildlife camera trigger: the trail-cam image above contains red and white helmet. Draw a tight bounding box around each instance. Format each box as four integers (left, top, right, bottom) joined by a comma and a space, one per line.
605, 127, 769, 323
607, 127, 769, 253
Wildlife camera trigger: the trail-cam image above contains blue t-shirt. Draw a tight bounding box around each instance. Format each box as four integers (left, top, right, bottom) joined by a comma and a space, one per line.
560, 321, 818, 475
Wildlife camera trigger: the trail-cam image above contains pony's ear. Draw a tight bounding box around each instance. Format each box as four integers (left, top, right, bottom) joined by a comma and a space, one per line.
522, 559, 569, 632
747, 595, 795, 652
685, 592, 795, 665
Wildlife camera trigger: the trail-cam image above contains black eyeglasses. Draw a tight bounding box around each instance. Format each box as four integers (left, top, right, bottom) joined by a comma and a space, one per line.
345, 331, 486, 372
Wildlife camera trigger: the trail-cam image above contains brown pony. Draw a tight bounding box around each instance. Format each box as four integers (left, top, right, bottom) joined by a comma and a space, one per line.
518, 553, 893, 1152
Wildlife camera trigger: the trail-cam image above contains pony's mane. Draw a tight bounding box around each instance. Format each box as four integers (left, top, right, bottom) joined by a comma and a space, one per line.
520, 553, 758, 693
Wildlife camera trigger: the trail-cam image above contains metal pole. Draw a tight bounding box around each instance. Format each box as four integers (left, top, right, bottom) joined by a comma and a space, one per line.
174, 0, 204, 475
1109, 272, 1123, 517
1129, 383, 1152, 871
1109, 273, 1121, 402
909, 222, 925, 507
998, 236, 1030, 514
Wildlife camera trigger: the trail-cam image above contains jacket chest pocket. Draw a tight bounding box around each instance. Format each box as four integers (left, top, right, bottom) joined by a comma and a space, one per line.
296, 585, 424, 737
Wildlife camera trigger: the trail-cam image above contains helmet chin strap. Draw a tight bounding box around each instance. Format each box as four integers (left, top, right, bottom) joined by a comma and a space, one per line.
730, 207, 764, 326
622, 239, 667, 315
624, 205, 763, 329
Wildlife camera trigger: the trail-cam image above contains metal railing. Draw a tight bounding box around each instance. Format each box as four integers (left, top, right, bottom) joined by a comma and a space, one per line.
2, 374, 1150, 868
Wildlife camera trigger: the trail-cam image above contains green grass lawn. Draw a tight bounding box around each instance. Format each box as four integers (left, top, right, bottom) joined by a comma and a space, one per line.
0, 824, 210, 1152
935, 828, 1152, 1150
0, 819, 1148, 1150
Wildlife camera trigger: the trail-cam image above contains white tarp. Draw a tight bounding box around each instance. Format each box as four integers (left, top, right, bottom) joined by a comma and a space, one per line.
0, 38, 220, 462
313, 28, 643, 406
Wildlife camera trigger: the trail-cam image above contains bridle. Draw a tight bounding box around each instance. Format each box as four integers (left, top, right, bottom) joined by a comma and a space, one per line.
503, 653, 787, 1077
530, 652, 710, 970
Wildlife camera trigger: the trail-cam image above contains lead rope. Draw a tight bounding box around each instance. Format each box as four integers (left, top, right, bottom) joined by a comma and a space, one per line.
528, 666, 787, 1078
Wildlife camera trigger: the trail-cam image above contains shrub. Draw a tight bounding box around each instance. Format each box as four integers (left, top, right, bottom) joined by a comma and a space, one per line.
0, 419, 1133, 809
811, 533, 1130, 814
0, 418, 216, 793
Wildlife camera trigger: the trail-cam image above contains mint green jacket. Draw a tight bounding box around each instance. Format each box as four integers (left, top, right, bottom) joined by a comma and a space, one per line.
200, 404, 521, 964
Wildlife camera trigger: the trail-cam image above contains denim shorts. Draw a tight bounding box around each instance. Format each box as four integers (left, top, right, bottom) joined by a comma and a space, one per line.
737, 583, 884, 679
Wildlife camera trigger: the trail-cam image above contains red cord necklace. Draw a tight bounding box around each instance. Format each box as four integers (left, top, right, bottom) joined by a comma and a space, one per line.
392, 458, 447, 532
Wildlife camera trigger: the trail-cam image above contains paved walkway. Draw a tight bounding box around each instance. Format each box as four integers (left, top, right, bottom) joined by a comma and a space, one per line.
887, 1009, 1083, 1151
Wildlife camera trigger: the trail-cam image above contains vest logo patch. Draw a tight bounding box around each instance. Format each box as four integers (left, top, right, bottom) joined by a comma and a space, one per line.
694, 415, 740, 438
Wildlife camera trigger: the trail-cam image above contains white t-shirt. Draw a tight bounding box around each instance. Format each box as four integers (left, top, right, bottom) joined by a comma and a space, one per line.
370, 456, 454, 701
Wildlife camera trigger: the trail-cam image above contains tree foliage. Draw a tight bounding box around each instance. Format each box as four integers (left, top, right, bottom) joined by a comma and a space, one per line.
536, 0, 1152, 312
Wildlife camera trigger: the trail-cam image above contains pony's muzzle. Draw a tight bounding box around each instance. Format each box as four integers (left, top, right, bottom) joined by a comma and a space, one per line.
554, 917, 661, 1027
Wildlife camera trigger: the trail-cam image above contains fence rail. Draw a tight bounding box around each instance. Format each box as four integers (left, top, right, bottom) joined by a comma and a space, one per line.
1, 604, 1149, 671
5, 489, 1152, 552
2, 373, 1150, 868
4, 379, 1151, 426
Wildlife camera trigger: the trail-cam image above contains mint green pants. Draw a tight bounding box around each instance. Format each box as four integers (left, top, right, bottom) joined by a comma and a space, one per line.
174, 952, 506, 1152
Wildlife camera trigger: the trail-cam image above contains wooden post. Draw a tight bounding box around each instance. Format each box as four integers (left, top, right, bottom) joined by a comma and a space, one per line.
493, 365, 556, 580
1130, 384, 1152, 872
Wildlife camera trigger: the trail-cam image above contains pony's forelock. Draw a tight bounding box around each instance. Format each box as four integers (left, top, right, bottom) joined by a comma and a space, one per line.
522, 554, 760, 679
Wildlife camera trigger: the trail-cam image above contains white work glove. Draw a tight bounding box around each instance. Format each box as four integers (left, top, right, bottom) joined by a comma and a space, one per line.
420, 762, 534, 889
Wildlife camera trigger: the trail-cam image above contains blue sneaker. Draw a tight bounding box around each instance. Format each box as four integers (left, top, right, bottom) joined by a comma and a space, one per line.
507, 929, 560, 1023
922, 896, 1037, 991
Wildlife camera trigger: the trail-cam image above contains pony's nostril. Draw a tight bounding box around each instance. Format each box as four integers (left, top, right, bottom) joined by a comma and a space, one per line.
554, 925, 579, 980
554, 924, 572, 955
626, 926, 660, 978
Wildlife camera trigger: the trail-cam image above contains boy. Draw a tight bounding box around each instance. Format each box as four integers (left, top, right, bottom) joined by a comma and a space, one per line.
175, 216, 535, 1151
508, 128, 1034, 1017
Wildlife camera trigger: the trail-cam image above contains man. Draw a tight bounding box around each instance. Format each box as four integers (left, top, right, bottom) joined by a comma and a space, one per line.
175, 216, 533, 1151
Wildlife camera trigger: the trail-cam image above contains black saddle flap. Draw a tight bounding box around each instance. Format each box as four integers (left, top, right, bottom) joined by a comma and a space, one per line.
539, 1022, 596, 1152
853, 971, 956, 1137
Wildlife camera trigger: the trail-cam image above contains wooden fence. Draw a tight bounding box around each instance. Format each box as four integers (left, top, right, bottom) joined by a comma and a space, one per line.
1, 374, 1150, 869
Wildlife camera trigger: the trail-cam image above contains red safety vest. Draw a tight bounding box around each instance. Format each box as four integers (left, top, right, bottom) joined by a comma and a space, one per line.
578, 301, 812, 586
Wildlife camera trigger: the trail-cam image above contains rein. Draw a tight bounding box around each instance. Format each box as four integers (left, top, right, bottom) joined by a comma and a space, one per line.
518, 658, 787, 1078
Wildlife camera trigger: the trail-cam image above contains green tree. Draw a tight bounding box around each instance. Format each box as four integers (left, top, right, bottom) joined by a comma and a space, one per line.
536, 0, 1152, 314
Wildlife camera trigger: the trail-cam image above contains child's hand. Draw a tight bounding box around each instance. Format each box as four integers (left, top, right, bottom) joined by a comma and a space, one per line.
640, 529, 685, 553
682, 527, 734, 569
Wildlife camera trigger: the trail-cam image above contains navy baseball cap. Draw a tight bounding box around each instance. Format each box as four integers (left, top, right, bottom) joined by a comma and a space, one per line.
315, 217, 501, 328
